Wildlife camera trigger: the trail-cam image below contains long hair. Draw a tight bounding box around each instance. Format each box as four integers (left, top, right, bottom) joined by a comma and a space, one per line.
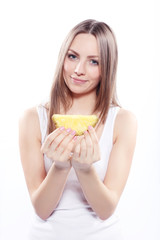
47, 19, 119, 134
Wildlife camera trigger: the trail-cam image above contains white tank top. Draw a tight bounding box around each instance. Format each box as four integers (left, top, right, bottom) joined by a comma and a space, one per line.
29, 105, 123, 240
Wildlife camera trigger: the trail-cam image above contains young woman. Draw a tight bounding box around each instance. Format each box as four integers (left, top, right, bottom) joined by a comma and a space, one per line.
19, 19, 137, 240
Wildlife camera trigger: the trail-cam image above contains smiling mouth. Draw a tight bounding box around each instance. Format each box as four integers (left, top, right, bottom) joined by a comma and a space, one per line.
71, 77, 88, 84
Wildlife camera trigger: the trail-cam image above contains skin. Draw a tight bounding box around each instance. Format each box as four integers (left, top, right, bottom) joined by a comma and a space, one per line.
19, 33, 137, 221
63, 33, 100, 99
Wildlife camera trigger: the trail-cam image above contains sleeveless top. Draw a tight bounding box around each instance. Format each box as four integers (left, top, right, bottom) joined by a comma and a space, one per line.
28, 105, 124, 240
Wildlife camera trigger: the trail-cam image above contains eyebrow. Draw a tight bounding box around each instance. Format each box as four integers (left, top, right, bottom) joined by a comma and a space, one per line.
68, 49, 99, 58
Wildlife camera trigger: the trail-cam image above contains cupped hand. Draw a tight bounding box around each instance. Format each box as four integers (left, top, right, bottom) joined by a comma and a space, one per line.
41, 127, 77, 169
71, 126, 101, 171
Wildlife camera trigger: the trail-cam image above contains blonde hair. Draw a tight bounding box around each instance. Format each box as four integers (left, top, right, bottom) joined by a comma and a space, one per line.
47, 19, 119, 134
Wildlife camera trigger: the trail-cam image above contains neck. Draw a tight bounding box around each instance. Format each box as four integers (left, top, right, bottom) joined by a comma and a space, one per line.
66, 92, 97, 115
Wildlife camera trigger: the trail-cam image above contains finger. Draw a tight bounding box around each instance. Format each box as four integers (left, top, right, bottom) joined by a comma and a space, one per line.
84, 130, 93, 161
60, 138, 75, 162
79, 138, 86, 162
46, 132, 76, 162
88, 126, 100, 162
55, 129, 76, 155
71, 135, 81, 154
41, 127, 65, 153
93, 142, 101, 162
73, 140, 80, 160
50, 128, 71, 153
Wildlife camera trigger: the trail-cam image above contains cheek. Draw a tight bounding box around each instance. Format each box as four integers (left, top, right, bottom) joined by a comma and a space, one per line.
88, 68, 101, 82
63, 60, 75, 75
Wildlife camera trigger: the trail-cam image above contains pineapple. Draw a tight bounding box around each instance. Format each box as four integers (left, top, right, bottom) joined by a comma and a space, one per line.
52, 114, 98, 136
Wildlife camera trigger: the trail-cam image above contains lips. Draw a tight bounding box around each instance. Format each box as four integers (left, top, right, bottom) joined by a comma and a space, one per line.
71, 77, 88, 84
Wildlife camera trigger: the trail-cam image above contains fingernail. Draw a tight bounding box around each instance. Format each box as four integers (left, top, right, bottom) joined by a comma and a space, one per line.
73, 136, 77, 141
88, 126, 92, 130
71, 130, 76, 135
59, 126, 65, 130
66, 128, 71, 133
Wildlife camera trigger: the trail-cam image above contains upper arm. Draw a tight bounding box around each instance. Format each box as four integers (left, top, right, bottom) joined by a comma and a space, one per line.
104, 108, 138, 200
19, 107, 46, 197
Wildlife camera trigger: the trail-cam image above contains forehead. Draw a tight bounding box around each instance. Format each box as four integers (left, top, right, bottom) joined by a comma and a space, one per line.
69, 33, 99, 56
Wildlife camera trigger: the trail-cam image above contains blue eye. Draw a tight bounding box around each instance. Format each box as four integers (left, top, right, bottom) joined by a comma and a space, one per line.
68, 54, 77, 60
90, 59, 99, 65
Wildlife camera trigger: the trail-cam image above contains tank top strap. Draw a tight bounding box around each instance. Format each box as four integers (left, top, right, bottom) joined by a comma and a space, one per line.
108, 106, 120, 143
100, 106, 120, 147
36, 104, 48, 143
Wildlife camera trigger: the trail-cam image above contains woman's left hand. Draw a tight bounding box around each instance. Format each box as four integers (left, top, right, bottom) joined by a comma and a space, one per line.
71, 126, 101, 171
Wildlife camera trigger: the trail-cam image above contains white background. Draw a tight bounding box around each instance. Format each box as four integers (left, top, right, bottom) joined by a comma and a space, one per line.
0, 0, 159, 239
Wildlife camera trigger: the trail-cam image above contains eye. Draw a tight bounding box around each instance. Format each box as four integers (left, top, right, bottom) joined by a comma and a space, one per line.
67, 54, 77, 60
90, 59, 99, 65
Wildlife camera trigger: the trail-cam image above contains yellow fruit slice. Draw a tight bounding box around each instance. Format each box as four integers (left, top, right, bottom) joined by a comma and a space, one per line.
52, 114, 98, 136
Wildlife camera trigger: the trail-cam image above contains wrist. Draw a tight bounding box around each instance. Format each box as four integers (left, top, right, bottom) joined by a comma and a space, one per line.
72, 160, 93, 173
54, 161, 72, 172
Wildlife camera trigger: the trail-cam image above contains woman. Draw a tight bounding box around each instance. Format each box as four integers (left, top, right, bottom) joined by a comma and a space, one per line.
19, 19, 137, 239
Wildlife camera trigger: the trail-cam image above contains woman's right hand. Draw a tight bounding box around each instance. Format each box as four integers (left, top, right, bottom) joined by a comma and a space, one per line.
41, 127, 77, 169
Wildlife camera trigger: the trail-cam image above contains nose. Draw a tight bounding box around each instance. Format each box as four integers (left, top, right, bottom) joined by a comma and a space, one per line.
74, 61, 85, 76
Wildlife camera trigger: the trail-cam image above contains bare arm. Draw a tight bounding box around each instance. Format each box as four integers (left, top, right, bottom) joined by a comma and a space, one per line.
19, 107, 76, 220
72, 109, 137, 220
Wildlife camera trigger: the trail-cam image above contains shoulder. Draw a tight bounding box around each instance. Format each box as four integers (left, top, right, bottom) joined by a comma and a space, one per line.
19, 106, 41, 141
19, 107, 39, 127
114, 108, 138, 142
116, 108, 137, 126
